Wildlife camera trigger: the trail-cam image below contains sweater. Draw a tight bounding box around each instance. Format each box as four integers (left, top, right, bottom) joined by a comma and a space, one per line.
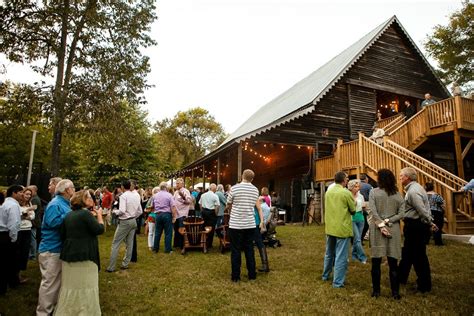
60, 209, 104, 268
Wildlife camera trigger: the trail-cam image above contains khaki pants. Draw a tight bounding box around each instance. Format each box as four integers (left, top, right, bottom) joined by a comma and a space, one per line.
36, 252, 62, 316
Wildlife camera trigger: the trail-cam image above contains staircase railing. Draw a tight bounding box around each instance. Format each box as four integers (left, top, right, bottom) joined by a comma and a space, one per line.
375, 113, 403, 129
383, 115, 405, 134
388, 107, 429, 148
456, 96, 474, 130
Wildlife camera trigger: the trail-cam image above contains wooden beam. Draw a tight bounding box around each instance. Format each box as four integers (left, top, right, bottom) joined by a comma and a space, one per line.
202, 165, 206, 190
237, 143, 242, 182
347, 84, 353, 139
346, 78, 426, 100
191, 169, 194, 188
217, 157, 220, 184
453, 128, 465, 179
462, 139, 474, 160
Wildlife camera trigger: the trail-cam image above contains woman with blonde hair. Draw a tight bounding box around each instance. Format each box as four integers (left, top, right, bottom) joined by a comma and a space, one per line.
55, 190, 104, 315
347, 179, 366, 264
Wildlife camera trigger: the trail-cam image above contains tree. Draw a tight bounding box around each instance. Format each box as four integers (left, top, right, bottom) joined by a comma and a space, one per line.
0, 1, 157, 175
153, 108, 228, 170
424, 1, 473, 92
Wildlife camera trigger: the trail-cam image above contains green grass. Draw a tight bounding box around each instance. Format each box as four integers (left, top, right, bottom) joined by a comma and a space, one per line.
1, 225, 473, 315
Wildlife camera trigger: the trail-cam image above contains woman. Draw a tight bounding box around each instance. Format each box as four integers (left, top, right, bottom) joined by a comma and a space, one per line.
425, 182, 445, 246
145, 187, 159, 250
254, 196, 271, 272
260, 187, 271, 207
215, 184, 227, 228
368, 169, 405, 299
347, 180, 366, 264
18, 188, 35, 282
55, 190, 104, 315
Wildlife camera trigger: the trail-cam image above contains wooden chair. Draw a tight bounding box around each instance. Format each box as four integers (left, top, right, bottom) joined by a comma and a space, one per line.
215, 212, 231, 253
179, 216, 212, 254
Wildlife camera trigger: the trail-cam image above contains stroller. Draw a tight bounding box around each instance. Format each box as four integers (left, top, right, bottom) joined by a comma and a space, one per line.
262, 207, 282, 248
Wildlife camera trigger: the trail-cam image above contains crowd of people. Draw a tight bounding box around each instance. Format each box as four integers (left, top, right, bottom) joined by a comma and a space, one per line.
0, 169, 276, 314
322, 167, 450, 299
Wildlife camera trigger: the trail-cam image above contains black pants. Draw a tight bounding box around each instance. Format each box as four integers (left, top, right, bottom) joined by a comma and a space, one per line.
173, 217, 185, 248
371, 256, 399, 294
201, 208, 217, 248
0, 232, 20, 295
399, 219, 432, 292
17, 230, 31, 271
229, 228, 256, 281
361, 211, 369, 244
431, 211, 444, 245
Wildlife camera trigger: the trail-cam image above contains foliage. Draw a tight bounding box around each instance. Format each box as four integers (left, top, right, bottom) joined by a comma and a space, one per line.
153, 107, 228, 171
0, 0, 157, 174
424, 1, 474, 92
1, 225, 473, 314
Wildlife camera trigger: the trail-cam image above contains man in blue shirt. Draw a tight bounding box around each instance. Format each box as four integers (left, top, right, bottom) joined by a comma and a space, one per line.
36, 179, 75, 316
0, 185, 23, 296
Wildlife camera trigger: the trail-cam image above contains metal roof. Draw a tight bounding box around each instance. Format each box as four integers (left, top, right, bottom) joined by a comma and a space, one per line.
181, 15, 449, 170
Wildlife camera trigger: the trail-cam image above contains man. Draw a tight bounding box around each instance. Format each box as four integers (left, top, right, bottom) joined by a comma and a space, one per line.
101, 186, 113, 228
0, 185, 23, 296
200, 183, 220, 249
421, 93, 436, 108
106, 180, 142, 272
37, 179, 75, 315
322, 171, 355, 288
47, 177, 62, 198
227, 169, 263, 282
28, 185, 42, 259
398, 167, 437, 293
359, 174, 373, 245
173, 178, 192, 249
403, 100, 417, 120
151, 182, 177, 254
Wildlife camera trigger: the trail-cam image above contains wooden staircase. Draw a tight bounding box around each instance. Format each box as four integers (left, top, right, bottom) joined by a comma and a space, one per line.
315, 96, 474, 235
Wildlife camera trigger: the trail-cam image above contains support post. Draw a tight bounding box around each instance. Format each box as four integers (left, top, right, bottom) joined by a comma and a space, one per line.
217, 157, 220, 184
446, 192, 456, 234
27, 130, 38, 186
454, 95, 463, 129
320, 182, 325, 224
237, 143, 242, 182
202, 165, 206, 190
453, 128, 465, 179
191, 169, 194, 189
358, 132, 364, 179
335, 139, 343, 171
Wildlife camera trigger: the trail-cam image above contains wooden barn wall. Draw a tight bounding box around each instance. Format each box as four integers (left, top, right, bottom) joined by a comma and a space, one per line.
344, 24, 450, 100
348, 85, 376, 138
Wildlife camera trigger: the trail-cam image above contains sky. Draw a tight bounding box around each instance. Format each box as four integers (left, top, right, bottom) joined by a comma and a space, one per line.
0, 0, 462, 134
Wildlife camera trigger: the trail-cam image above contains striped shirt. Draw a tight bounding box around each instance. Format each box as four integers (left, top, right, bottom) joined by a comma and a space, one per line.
228, 182, 259, 229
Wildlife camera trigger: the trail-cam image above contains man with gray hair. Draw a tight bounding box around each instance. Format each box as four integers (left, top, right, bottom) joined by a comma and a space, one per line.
106, 179, 143, 272
200, 183, 220, 249
173, 178, 192, 249
151, 181, 177, 254
398, 167, 437, 293
37, 179, 75, 315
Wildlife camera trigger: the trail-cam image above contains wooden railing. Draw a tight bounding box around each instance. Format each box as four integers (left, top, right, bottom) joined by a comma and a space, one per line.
339, 140, 359, 170
375, 113, 403, 129
457, 96, 474, 130
427, 97, 456, 127
384, 139, 466, 190
315, 155, 336, 182
389, 107, 429, 148
383, 115, 405, 134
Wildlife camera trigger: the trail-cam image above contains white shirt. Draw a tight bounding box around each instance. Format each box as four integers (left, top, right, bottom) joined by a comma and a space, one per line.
114, 190, 143, 220
0, 197, 22, 242
199, 191, 219, 210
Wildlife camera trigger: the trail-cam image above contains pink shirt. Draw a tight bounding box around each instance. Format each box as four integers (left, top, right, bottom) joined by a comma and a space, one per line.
173, 188, 192, 218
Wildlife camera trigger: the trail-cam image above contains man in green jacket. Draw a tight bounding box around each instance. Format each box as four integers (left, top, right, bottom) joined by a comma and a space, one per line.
322, 171, 356, 288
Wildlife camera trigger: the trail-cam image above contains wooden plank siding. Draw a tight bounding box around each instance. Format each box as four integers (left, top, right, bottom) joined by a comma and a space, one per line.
348, 85, 376, 139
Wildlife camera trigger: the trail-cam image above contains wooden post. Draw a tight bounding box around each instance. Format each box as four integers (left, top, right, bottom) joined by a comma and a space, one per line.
395, 159, 404, 193
446, 192, 456, 234
202, 165, 206, 190
358, 132, 364, 178
453, 128, 465, 179
217, 157, 220, 184
191, 169, 194, 188
454, 95, 463, 129
335, 139, 343, 171
237, 143, 242, 182
320, 181, 325, 224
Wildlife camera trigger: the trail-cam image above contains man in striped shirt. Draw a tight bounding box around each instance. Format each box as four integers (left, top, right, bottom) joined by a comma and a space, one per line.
226, 169, 264, 282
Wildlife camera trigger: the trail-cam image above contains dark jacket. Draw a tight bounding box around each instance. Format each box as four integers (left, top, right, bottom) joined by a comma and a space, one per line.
60, 209, 104, 269
404, 104, 416, 120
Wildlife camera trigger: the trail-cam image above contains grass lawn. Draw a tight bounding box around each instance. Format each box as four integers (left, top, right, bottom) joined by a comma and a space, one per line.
1, 224, 473, 315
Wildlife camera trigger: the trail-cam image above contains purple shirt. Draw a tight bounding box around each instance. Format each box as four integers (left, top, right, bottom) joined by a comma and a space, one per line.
152, 190, 175, 213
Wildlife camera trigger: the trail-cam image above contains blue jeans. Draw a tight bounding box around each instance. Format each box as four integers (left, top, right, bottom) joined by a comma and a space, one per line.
352, 221, 367, 262
153, 212, 173, 253
322, 235, 350, 288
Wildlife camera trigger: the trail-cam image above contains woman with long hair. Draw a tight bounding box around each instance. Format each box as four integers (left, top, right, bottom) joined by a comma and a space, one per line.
347, 179, 366, 264
368, 169, 405, 299
55, 190, 104, 315
18, 187, 35, 282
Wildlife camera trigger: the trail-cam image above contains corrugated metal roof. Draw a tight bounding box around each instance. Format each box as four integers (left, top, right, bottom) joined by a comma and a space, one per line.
181, 15, 449, 170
